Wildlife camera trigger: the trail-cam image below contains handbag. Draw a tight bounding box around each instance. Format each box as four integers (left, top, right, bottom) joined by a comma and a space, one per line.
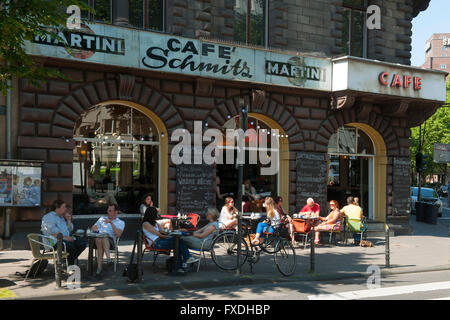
122, 230, 142, 282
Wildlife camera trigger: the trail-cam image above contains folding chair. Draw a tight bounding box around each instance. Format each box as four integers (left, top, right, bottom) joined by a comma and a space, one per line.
292, 219, 311, 249
142, 235, 171, 266
345, 217, 367, 246
25, 234, 69, 282
92, 237, 121, 272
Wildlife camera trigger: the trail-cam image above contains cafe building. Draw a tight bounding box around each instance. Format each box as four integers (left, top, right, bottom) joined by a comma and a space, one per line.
0, 0, 447, 245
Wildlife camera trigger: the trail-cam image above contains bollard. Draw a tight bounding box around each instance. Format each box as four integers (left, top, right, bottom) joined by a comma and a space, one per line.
56, 233, 63, 288
385, 224, 390, 268
310, 229, 315, 272
136, 229, 143, 282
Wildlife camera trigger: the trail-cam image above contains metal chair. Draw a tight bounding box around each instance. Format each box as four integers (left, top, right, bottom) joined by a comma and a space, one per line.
92, 237, 121, 272
292, 219, 311, 248
345, 217, 367, 246
142, 235, 171, 267
25, 234, 69, 282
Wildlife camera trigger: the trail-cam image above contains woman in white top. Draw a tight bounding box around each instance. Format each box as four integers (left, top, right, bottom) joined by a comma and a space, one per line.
252, 197, 281, 245
219, 197, 238, 230
142, 206, 198, 273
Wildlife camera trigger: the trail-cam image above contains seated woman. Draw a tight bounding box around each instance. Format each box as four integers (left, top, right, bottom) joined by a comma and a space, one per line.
140, 193, 171, 229
275, 196, 295, 245
252, 197, 281, 245
311, 200, 342, 245
142, 207, 198, 272
219, 197, 238, 230
180, 207, 220, 250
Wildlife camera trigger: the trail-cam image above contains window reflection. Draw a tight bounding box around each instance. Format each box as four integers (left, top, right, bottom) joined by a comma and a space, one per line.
73, 105, 159, 215
234, 0, 267, 46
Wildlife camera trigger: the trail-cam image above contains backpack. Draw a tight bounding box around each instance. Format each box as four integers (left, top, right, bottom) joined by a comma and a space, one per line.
122, 230, 143, 282
16, 259, 48, 279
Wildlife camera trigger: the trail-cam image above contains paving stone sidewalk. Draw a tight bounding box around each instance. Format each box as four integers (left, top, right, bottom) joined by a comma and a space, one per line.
0, 215, 449, 300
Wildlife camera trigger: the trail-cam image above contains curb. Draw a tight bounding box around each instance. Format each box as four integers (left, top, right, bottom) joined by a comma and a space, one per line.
14, 264, 450, 300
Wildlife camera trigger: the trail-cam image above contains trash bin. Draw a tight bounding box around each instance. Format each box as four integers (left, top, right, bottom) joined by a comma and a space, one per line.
424, 203, 438, 225
415, 201, 426, 222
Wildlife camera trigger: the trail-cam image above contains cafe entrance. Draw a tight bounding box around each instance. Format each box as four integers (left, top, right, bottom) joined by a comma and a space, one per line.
327, 125, 375, 219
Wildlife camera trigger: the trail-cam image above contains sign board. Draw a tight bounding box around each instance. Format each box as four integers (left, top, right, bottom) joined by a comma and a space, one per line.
0, 160, 42, 207
434, 143, 450, 163
332, 56, 447, 102
392, 158, 411, 216
24, 23, 332, 92
176, 164, 215, 216
295, 152, 327, 215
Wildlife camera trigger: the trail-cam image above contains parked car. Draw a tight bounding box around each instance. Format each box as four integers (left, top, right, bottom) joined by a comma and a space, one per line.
410, 187, 443, 217
437, 185, 448, 198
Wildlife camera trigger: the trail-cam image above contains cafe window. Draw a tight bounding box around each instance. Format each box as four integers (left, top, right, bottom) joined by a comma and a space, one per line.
73, 105, 160, 215
328, 126, 374, 156
342, 0, 367, 57
81, 0, 112, 23
129, 0, 165, 31
216, 116, 277, 210
234, 0, 268, 47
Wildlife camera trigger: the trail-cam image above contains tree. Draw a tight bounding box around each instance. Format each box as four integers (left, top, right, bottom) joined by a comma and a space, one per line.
0, 0, 90, 95
410, 78, 450, 184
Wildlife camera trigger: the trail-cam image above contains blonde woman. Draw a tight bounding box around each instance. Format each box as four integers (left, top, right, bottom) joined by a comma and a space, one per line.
251, 197, 281, 245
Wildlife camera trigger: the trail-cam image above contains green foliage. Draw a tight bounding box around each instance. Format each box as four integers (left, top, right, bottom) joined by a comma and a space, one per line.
0, 0, 91, 95
410, 80, 450, 178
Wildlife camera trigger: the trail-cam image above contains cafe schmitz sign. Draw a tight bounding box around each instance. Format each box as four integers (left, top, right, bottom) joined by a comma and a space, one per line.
25, 23, 332, 91
25, 23, 447, 101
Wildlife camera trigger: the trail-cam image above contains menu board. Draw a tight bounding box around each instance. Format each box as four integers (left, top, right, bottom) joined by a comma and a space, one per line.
0, 161, 42, 207
295, 152, 328, 215
176, 164, 215, 216
392, 157, 411, 215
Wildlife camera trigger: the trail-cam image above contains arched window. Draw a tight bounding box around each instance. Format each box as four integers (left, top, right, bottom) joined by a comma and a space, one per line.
73, 104, 160, 214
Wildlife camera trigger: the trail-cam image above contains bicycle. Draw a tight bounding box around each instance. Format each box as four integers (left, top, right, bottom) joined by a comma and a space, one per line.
210, 219, 296, 276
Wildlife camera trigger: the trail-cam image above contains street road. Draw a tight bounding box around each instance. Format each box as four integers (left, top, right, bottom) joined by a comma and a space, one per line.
85, 270, 450, 300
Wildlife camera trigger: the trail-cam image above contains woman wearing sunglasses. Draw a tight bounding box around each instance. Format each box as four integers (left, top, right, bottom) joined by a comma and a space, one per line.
311, 200, 342, 245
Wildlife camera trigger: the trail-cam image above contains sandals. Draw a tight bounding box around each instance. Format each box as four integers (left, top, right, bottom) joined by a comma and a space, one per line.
314, 239, 320, 245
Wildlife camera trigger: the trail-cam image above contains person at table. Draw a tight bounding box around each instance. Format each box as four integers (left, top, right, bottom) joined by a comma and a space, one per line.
219, 197, 238, 230
215, 176, 228, 210
90, 204, 125, 278
41, 200, 87, 266
341, 196, 365, 245
180, 207, 220, 250
251, 197, 281, 245
311, 200, 342, 245
353, 197, 360, 206
299, 198, 320, 217
87, 175, 118, 207
140, 193, 171, 229
275, 196, 295, 245
142, 206, 198, 272
244, 179, 259, 201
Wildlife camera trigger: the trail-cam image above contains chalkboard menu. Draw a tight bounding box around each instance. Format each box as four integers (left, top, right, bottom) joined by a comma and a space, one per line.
176, 164, 215, 216
392, 157, 411, 216
295, 152, 328, 215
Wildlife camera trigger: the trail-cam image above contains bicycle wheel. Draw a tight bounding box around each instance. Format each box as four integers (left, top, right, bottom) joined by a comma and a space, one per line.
260, 235, 278, 254
274, 239, 296, 276
211, 232, 248, 271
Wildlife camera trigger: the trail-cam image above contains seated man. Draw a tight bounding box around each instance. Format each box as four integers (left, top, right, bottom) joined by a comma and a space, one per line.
41, 200, 87, 266
90, 204, 125, 279
299, 198, 320, 217
341, 196, 365, 245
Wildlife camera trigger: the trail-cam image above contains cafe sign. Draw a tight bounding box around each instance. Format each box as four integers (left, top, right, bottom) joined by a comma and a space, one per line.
25, 22, 332, 92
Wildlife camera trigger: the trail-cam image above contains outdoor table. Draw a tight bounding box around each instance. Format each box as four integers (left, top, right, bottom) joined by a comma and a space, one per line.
166, 230, 185, 275
86, 230, 109, 276
241, 213, 265, 232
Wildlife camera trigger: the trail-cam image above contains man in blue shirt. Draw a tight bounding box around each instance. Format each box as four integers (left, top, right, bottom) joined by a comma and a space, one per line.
41, 200, 87, 265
